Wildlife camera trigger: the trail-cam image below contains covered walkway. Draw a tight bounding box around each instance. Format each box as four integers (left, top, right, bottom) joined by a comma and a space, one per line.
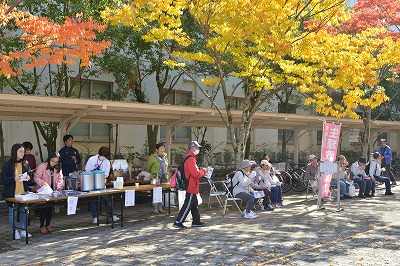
0, 93, 399, 161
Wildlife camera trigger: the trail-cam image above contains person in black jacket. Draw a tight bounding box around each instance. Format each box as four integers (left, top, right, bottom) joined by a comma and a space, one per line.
59, 134, 81, 176
1, 143, 32, 240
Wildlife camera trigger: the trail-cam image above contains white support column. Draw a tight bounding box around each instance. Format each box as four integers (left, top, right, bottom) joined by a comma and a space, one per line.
166, 125, 172, 165
294, 129, 300, 163
59, 121, 67, 149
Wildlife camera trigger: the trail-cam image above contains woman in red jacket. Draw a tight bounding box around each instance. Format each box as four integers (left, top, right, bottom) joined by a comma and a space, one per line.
34, 153, 64, 234
173, 141, 207, 229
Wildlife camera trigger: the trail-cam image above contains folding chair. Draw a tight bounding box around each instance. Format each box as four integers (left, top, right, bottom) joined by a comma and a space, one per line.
206, 178, 225, 209
305, 179, 318, 200
222, 182, 243, 216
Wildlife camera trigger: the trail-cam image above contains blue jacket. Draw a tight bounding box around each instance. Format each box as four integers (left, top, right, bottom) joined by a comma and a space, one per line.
1, 160, 30, 206
377, 145, 392, 165
59, 146, 81, 176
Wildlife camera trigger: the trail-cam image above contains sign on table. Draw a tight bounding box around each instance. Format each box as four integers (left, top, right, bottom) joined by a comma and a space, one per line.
153, 187, 162, 204
125, 190, 135, 207
67, 196, 78, 215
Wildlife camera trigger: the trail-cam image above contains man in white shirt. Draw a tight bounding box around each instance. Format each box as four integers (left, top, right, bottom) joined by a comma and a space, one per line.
369, 152, 394, 196
85, 146, 119, 224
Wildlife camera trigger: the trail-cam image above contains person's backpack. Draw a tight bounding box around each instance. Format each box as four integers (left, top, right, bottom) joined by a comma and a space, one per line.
224, 169, 244, 195
365, 162, 371, 177
172, 155, 193, 191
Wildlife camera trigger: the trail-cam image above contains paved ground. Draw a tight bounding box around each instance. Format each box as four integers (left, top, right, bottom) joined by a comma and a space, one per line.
0, 184, 399, 265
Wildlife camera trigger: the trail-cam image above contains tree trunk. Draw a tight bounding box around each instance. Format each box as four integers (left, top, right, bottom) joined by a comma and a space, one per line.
0, 121, 4, 166
33, 122, 44, 162
282, 129, 287, 153
360, 107, 372, 158
147, 125, 159, 155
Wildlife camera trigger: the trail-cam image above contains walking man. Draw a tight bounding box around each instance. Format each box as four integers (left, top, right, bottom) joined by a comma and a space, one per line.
377, 139, 397, 186
173, 141, 207, 229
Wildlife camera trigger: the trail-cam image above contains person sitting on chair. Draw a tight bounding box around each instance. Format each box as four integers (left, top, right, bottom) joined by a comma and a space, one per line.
233, 160, 268, 219
350, 157, 374, 198
370, 152, 394, 196
331, 155, 352, 200
255, 160, 274, 211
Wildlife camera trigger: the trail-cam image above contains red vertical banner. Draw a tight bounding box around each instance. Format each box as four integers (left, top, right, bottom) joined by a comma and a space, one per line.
320, 122, 341, 198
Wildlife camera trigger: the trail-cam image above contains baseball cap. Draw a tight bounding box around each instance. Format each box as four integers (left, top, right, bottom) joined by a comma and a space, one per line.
188, 141, 202, 149
309, 154, 317, 161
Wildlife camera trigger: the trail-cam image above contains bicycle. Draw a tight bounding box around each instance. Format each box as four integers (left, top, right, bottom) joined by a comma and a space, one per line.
286, 159, 307, 192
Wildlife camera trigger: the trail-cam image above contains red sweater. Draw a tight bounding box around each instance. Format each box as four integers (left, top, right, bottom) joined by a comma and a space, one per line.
184, 151, 206, 194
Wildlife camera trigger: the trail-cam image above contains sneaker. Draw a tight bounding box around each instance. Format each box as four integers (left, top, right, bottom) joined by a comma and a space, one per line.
13, 230, 21, 240
343, 194, 353, 199
371, 193, 375, 197
191, 222, 206, 227
271, 203, 277, 208
244, 212, 256, 219
265, 205, 274, 211
385, 191, 395, 195
112, 215, 119, 222
358, 194, 366, 198
340, 196, 345, 200
158, 209, 165, 213
364, 193, 372, 197
20, 230, 32, 238
153, 209, 160, 214
250, 210, 257, 217
92, 217, 98, 224
277, 202, 284, 207
40, 227, 48, 234
173, 222, 187, 229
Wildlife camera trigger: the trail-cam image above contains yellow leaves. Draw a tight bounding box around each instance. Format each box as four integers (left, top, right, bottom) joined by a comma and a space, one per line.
201, 77, 220, 86
163, 60, 185, 68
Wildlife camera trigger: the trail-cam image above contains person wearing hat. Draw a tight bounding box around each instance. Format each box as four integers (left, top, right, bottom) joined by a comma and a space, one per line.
146, 141, 170, 213
256, 160, 283, 209
173, 141, 208, 229
305, 155, 318, 181
254, 160, 274, 211
331, 155, 352, 200
232, 159, 268, 219
376, 139, 396, 185
350, 157, 374, 198
369, 152, 394, 195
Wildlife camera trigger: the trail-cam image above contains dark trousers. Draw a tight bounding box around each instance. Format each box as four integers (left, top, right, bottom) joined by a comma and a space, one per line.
175, 193, 200, 224
90, 196, 112, 218
39, 207, 53, 227
382, 162, 396, 182
260, 189, 271, 206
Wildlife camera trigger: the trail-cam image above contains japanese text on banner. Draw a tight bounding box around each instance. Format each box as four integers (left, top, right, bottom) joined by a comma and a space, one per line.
320, 122, 341, 198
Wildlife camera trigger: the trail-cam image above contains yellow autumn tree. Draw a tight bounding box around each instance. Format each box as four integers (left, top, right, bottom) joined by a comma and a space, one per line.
102, 0, 396, 162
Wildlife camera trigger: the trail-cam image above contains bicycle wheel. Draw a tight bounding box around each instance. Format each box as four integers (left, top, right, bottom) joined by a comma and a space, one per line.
278, 171, 292, 193
291, 169, 307, 192
392, 160, 400, 177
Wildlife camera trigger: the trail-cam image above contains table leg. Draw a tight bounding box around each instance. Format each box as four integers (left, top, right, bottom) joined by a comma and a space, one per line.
25, 205, 29, 245
120, 193, 123, 228
12, 203, 16, 241
110, 194, 114, 229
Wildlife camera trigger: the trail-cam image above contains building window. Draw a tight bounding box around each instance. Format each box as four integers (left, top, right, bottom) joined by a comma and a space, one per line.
69, 79, 112, 140
160, 90, 192, 142
278, 129, 294, 145
227, 96, 244, 110
227, 128, 240, 144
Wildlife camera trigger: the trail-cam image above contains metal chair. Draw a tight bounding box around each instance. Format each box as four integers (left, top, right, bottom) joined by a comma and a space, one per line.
206, 178, 225, 209
222, 181, 243, 216
305, 178, 319, 200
